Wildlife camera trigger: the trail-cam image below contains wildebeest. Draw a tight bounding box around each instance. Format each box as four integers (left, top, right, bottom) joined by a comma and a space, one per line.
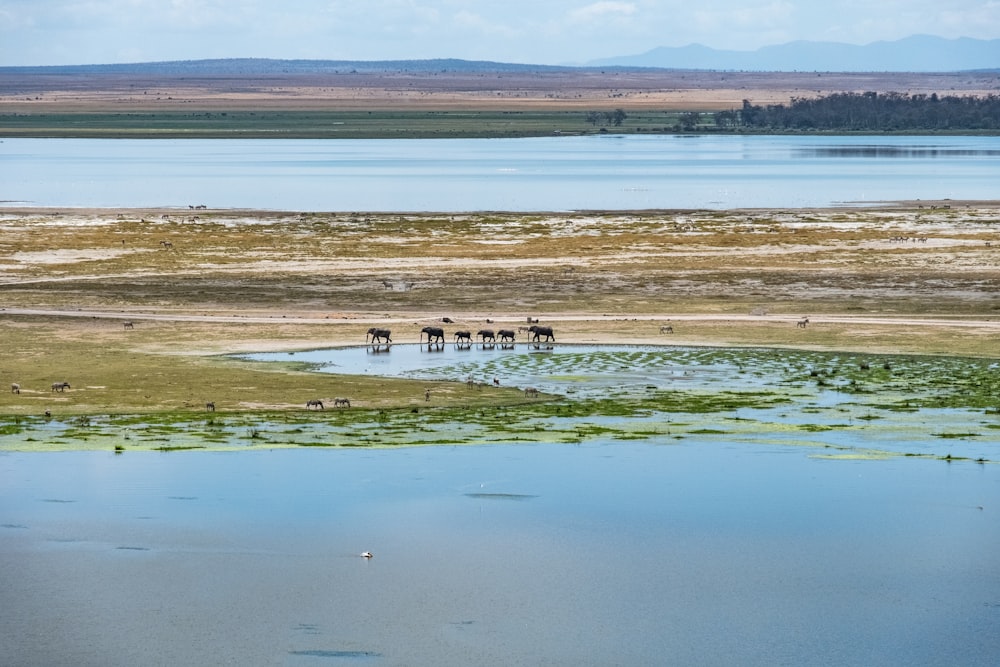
333, 397, 351, 408
420, 326, 445, 344
51, 382, 71, 392
527, 325, 555, 342
477, 329, 496, 343
205, 402, 215, 412
454, 330, 472, 344
366, 327, 392, 344
11, 383, 20, 394
306, 399, 324, 410
123, 321, 134, 330
497, 329, 516, 342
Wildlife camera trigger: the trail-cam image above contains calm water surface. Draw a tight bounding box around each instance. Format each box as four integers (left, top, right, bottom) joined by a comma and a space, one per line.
2, 134, 998, 210
1, 445, 998, 666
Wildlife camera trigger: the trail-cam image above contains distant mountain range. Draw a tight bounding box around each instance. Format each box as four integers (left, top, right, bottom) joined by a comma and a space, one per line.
588, 35, 999, 72
2, 36, 995, 76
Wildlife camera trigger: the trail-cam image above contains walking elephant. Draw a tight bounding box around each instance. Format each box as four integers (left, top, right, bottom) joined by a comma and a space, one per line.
421, 326, 445, 344
527, 325, 555, 342
477, 329, 496, 343
366, 327, 392, 344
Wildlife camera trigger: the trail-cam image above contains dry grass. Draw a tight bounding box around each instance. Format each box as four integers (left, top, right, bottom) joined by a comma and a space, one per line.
2, 203, 999, 416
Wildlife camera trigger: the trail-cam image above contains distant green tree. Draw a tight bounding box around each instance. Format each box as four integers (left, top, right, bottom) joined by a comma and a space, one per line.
679, 112, 700, 131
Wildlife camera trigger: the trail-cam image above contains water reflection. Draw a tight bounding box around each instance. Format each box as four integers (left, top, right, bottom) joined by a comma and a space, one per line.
1, 445, 997, 665
799, 145, 1000, 158
4, 135, 999, 210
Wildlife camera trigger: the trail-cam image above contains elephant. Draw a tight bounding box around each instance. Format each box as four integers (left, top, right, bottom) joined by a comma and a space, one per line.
421, 326, 445, 344
497, 329, 516, 342
366, 327, 392, 344
527, 325, 555, 342
454, 330, 472, 344
477, 329, 496, 342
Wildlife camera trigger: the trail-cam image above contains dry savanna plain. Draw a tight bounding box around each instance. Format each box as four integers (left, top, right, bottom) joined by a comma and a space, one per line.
2, 69, 999, 453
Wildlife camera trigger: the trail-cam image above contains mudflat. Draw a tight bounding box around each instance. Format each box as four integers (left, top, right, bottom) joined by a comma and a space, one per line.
1, 203, 998, 418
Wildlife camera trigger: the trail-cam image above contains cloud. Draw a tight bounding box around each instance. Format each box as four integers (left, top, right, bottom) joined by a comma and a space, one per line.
569, 1, 637, 24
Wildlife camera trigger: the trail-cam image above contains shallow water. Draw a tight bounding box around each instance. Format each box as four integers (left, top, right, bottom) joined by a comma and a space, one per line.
3, 135, 999, 210
1, 444, 998, 666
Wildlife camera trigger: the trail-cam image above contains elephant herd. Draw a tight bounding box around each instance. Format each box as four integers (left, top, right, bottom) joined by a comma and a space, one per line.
368, 325, 555, 346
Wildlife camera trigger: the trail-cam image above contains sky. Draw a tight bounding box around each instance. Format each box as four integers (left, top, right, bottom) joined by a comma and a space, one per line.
1, 0, 998, 67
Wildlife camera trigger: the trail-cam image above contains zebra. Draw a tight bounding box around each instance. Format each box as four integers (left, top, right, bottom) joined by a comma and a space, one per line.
51, 382, 70, 392
333, 398, 351, 408
306, 399, 324, 410
11, 383, 20, 394
797, 317, 810, 329
205, 402, 215, 412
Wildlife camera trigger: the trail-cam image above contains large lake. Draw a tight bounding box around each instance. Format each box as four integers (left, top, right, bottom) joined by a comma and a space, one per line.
2, 134, 999, 210
3, 444, 998, 666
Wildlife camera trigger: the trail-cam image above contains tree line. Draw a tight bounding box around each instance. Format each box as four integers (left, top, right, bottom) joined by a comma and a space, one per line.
716, 92, 1000, 131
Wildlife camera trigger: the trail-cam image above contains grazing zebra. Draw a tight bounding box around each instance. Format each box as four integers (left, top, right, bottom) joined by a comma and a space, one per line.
333, 397, 351, 408
660, 325, 673, 334
160, 240, 173, 249
306, 399, 324, 410
205, 402, 215, 412
524, 387, 539, 398
123, 321, 134, 330
51, 382, 70, 392
797, 317, 810, 328
11, 383, 20, 394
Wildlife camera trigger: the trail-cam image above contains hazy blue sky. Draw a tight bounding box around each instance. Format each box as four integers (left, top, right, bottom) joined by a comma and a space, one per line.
1, 1, 997, 66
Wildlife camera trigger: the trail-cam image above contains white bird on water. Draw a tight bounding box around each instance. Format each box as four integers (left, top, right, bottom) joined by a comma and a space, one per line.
361, 551, 373, 559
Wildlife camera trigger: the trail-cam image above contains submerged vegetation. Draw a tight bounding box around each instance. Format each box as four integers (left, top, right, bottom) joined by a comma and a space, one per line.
2, 345, 997, 463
